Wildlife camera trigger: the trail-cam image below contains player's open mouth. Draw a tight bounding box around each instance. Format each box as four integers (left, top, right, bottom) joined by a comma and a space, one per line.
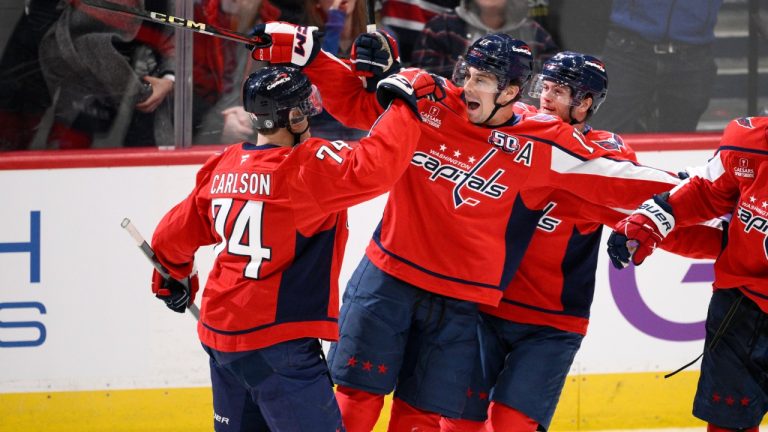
467, 101, 480, 111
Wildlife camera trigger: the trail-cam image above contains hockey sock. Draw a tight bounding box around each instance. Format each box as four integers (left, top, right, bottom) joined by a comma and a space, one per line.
335, 385, 384, 432
439, 417, 487, 432
387, 397, 441, 432
487, 402, 538, 432
707, 424, 759, 432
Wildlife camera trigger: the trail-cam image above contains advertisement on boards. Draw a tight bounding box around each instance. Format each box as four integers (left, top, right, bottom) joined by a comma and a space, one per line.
0, 149, 716, 393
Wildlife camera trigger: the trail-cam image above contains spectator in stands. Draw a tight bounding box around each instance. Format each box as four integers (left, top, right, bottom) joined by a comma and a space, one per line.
380, 0, 459, 65
267, 0, 304, 23
590, 0, 723, 133
190, 0, 244, 144
301, 0, 370, 140
0, 0, 62, 151
536, 0, 614, 54
304, 0, 368, 57
195, 0, 283, 144
39, 0, 175, 148
411, 0, 558, 79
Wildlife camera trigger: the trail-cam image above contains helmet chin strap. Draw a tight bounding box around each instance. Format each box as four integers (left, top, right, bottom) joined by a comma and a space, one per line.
482, 91, 514, 125
289, 120, 310, 146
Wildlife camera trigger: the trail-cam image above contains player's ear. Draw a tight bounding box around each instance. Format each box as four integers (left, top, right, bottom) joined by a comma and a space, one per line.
499, 84, 520, 105
573, 95, 592, 122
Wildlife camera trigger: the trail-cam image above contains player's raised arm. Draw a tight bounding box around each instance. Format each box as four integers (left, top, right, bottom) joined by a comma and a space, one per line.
286, 72, 426, 213
248, 22, 384, 129
522, 117, 681, 212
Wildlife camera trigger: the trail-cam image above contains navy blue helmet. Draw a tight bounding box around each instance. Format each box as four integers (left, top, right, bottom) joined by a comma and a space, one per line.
452, 33, 534, 91
530, 51, 608, 116
242, 66, 322, 129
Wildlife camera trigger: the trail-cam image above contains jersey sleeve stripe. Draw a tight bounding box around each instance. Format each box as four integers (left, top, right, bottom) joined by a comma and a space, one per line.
671, 154, 725, 195
550, 146, 679, 184
716, 145, 768, 157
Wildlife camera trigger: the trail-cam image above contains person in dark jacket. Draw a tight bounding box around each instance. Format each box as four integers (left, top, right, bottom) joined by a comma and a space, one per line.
590, 0, 723, 133
411, 0, 558, 79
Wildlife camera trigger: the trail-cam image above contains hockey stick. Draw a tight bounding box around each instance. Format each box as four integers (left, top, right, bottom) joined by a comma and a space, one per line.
366, 0, 376, 32
121, 218, 201, 320
79, 0, 272, 48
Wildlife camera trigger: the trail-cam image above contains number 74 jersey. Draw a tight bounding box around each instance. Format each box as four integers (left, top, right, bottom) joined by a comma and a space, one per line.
151, 103, 419, 352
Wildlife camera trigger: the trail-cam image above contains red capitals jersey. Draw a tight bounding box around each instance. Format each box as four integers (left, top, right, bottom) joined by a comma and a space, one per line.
483, 104, 722, 334
151, 102, 419, 352
667, 116, 768, 312
480, 109, 639, 333
304, 52, 681, 306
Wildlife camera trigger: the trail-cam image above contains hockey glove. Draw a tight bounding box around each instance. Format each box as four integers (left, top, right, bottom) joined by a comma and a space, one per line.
376, 70, 445, 118
351, 30, 401, 91
151, 269, 199, 313
249, 22, 322, 67
607, 194, 675, 268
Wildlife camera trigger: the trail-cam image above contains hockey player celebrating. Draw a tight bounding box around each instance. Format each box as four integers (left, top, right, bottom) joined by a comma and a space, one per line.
607, 116, 768, 432
438, 52, 722, 432
442, 51, 641, 431
249, 24, 683, 431
148, 65, 424, 432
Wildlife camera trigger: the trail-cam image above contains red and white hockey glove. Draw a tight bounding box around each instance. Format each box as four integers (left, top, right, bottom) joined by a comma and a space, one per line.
351, 30, 401, 91
151, 269, 199, 314
376, 69, 446, 117
249, 22, 322, 67
607, 194, 675, 268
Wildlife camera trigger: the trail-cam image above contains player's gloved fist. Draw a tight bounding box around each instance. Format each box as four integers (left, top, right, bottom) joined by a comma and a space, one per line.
249, 22, 322, 67
351, 30, 401, 91
607, 194, 675, 269
151, 269, 199, 313
409, 70, 446, 101
376, 70, 445, 118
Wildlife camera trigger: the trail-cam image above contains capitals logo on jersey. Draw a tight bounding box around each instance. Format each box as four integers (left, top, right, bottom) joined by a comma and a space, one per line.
527, 113, 559, 123
411, 146, 509, 208
593, 133, 626, 152
737, 197, 768, 259
736, 117, 756, 129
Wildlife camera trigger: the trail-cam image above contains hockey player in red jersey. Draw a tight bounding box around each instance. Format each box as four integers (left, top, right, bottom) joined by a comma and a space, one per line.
149, 65, 423, 431
434, 51, 639, 432
607, 116, 768, 432
439, 52, 723, 432
249, 24, 684, 431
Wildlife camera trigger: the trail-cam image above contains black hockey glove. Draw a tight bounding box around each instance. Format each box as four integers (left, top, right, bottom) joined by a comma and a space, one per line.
351, 30, 401, 91
151, 269, 199, 313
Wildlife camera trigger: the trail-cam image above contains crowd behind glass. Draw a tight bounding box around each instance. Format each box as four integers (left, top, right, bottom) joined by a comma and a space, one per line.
0, 0, 765, 151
